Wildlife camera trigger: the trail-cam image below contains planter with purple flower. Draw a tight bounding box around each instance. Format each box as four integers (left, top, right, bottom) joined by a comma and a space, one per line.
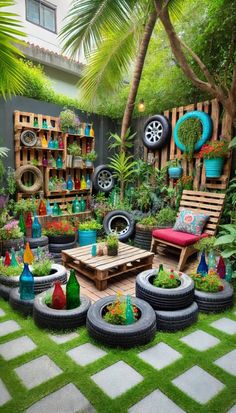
0, 220, 24, 256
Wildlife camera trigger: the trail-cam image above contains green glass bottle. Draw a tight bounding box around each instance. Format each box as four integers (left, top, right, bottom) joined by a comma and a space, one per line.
72, 195, 81, 213
80, 195, 86, 212
125, 295, 135, 325
66, 269, 81, 309
156, 264, 164, 276
52, 202, 59, 216
10, 249, 19, 267
19, 213, 26, 235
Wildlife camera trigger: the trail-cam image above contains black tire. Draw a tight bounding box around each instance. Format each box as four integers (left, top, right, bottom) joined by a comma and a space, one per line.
25, 236, 48, 248
9, 288, 34, 316
48, 234, 76, 244
92, 165, 115, 193
143, 115, 171, 150
20, 130, 37, 147
49, 241, 77, 253
33, 288, 91, 330
194, 281, 234, 313
136, 269, 194, 310
155, 302, 198, 332
2, 237, 24, 256
103, 210, 135, 241
134, 225, 154, 251
86, 296, 156, 348
0, 284, 10, 300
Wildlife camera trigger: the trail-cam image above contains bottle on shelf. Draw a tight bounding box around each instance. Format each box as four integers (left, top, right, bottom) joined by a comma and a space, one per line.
41, 135, 48, 148
19, 213, 26, 235
46, 200, 53, 215
85, 123, 90, 136
66, 175, 74, 190
80, 123, 85, 136
80, 194, 86, 212
42, 155, 48, 167
48, 137, 55, 149
66, 269, 81, 309
86, 174, 91, 189
80, 175, 86, 190
34, 118, 39, 128
19, 263, 35, 300
90, 123, 94, 137
86, 197, 90, 210
54, 138, 59, 149
61, 177, 67, 191
59, 138, 64, 149
75, 177, 81, 190
48, 177, 54, 191
42, 120, 48, 129
32, 214, 42, 238
86, 140, 91, 153
72, 195, 81, 213
48, 152, 54, 167
52, 202, 60, 216
25, 212, 33, 237
56, 154, 63, 169
38, 198, 47, 216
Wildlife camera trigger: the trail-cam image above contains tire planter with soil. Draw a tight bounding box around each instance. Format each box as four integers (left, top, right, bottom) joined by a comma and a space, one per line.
134, 224, 156, 251
86, 296, 156, 348
25, 236, 48, 249
103, 210, 135, 242
15, 165, 43, 193
136, 269, 194, 310
49, 241, 77, 253
155, 302, 198, 332
143, 115, 171, 150
194, 281, 234, 313
0, 263, 67, 296
9, 288, 34, 316
47, 234, 76, 244
92, 165, 115, 193
33, 288, 91, 330
1, 237, 25, 256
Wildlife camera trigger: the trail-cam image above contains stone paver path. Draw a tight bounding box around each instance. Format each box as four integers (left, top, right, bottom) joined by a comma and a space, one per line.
48, 332, 79, 344
180, 330, 220, 351
0, 336, 36, 360
0, 379, 11, 407
67, 343, 107, 366
138, 342, 182, 370
210, 318, 236, 335
0, 320, 21, 337
0, 308, 5, 317
214, 350, 236, 376
128, 389, 185, 413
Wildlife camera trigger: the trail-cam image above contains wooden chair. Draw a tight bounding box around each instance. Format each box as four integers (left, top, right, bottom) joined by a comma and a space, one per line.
151, 190, 225, 271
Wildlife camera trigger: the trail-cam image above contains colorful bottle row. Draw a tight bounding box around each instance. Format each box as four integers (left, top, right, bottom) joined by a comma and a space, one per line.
48, 175, 90, 192
40, 135, 64, 149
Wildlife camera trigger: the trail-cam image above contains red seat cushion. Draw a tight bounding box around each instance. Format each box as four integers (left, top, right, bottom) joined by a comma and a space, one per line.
152, 228, 208, 247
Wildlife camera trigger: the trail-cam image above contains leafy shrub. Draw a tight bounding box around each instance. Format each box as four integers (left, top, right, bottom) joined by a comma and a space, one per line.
194, 236, 217, 253
67, 142, 82, 156
190, 270, 224, 292
14, 198, 38, 215
0, 264, 23, 277
43, 220, 75, 236
156, 208, 176, 227
79, 219, 102, 231
107, 233, 118, 248
153, 268, 180, 289
0, 220, 23, 240
32, 259, 52, 277
178, 118, 202, 159
104, 294, 138, 325
138, 215, 157, 227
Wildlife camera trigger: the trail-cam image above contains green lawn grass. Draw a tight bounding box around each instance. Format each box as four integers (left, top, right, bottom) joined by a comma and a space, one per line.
0, 295, 235, 413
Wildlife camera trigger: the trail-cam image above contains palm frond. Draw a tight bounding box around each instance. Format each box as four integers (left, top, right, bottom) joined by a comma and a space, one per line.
0, 147, 9, 158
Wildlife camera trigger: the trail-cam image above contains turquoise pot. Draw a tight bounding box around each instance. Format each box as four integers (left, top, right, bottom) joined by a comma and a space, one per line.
168, 166, 183, 179
204, 158, 224, 178
78, 230, 97, 246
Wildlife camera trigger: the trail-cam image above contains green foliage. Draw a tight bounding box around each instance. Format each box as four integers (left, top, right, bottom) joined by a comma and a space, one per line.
190, 270, 224, 293
84, 150, 97, 162
153, 268, 180, 289
32, 259, 52, 277
79, 219, 102, 231
221, 174, 236, 224
156, 208, 176, 227
109, 152, 137, 188
0, 263, 23, 277
103, 294, 138, 325
178, 118, 202, 160
138, 215, 157, 226
67, 142, 82, 156
106, 233, 119, 248
59, 109, 77, 131
194, 236, 217, 253
108, 128, 136, 151
215, 224, 236, 259
0, 221, 23, 240
14, 198, 38, 215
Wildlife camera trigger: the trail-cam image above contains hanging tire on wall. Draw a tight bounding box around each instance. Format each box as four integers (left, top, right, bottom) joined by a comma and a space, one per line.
92, 165, 115, 193
143, 115, 171, 150
20, 130, 38, 147
103, 210, 135, 241
15, 165, 43, 193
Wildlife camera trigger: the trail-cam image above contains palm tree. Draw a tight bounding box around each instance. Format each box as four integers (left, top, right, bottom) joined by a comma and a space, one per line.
0, 1, 26, 98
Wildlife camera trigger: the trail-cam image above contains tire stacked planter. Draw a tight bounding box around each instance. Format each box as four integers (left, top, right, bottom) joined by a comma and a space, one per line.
48, 234, 77, 263
136, 269, 198, 332
194, 280, 234, 313
134, 224, 155, 251
25, 235, 49, 255
1, 237, 24, 257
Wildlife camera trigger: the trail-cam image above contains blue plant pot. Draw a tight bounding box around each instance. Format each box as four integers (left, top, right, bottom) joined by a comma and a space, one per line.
78, 230, 97, 246
168, 166, 183, 179
204, 158, 224, 178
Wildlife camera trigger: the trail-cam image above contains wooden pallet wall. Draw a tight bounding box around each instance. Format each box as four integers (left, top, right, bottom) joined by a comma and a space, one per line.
143, 99, 233, 191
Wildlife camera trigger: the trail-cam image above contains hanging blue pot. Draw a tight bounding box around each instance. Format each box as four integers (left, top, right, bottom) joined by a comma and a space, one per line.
204, 158, 224, 178
168, 166, 183, 179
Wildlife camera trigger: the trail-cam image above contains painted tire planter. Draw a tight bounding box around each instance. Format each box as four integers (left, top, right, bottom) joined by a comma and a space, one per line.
155, 302, 198, 332
168, 166, 183, 179
103, 210, 135, 242
134, 224, 156, 251
0, 284, 10, 300
78, 230, 97, 247
9, 288, 34, 316
49, 241, 77, 253
1, 237, 24, 256
174, 111, 212, 152
136, 269, 194, 310
86, 296, 156, 348
25, 236, 49, 249
92, 165, 115, 193
143, 115, 171, 150
48, 234, 75, 244
0, 264, 67, 295
204, 158, 224, 178
194, 281, 233, 313
33, 288, 91, 330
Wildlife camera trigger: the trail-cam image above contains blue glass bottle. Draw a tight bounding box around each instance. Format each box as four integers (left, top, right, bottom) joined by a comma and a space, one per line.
91, 244, 97, 257
85, 123, 90, 136
32, 214, 42, 238
46, 200, 53, 215
48, 138, 55, 149
225, 259, 233, 282
19, 263, 35, 300
67, 175, 73, 190
61, 178, 67, 191
197, 252, 208, 276
86, 174, 91, 189
56, 154, 63, 169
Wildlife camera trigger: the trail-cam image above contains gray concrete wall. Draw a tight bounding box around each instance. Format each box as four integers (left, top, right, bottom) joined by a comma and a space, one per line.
0, 96, 118, 170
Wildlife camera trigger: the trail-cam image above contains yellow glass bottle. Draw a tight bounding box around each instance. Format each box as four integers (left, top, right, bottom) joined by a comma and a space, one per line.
23, 242, 34, 264
41, 135, 48, 148
90, 124, 94, 137
80, 175, 87, 190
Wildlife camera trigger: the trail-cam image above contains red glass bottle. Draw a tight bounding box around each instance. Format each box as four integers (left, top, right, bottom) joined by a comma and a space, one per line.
52, 282, 66, 309
74, 178, 81, 190
25, 212, 33, 237
4, 251, 11, 266
38, 200, 47, 216
59, 138, 64, 149
217, 256, 226, 279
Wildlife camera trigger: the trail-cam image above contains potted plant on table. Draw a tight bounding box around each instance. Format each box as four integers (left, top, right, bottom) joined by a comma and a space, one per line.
83, 150, 97, 168
0, 220, 24, 255
198, 139, 229, 178
78, 219, 102, 246
106, 233, 119, 256
43, 220, 76, 244
68, 142, 83, 168
59, 109, 77, 133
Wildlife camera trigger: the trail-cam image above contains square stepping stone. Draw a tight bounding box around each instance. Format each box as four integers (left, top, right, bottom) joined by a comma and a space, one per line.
0, 320, 21, 337
14, 355, 62, 389
180, 330, 220, 351
67, 343, 107, 366
172, 365, 225, 404
92, 361, 143, 399
210, 318, 236, 335
138, 342, 182, 370
227, 405, 236, 413
49, 332, 79, 344
0, 378, 11, 406
128, 389, 185, 413
25, 383, 95, 413
0, 336, 36, 360
214, 349, 236, 376
0, 308, 5, 317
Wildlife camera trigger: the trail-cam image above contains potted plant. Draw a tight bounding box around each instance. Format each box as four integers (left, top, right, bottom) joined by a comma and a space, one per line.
68, 142, 83, 168
59, 109, 77, 133
78, 219, 102, 246
156, 207, 176, 228
167, 159, 183, 179
0, 220, 24, 255
43, 220, 76, 244
198, 139, 229, 178
83, 150, 97, 167
106, 233, 119, 256
178, 117, 202, 160
134, 215, 157, 251
14, 198, 38, 217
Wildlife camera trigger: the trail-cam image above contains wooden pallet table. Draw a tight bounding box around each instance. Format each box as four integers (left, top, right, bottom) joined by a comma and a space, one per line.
61, 242, 154, 290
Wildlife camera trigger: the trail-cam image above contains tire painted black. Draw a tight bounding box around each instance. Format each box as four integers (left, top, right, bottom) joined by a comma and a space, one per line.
0, 284, 10, 300
103, 210, 135, 241
155, 302, 198, 332
136, 269, 194, 310
86, 296, 156, 348
194, 281, 234, 313
143, 115, 171, 150
48, 234, 76, 244
49, 241, 77, 253
92, 165, 115, 193
9, 288, 34, 316
33, 288, 91, 330
25, 236, 49, 248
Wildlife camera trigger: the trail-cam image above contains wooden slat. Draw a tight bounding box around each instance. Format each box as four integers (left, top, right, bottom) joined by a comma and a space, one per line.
180, 200, 222, 211
181, 194, 225, 204
179, 207, 221, 217
170, 108, 176, 159
182, 190, 225, 199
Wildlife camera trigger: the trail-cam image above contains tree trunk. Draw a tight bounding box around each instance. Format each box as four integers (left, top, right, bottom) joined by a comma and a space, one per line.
120, 180, 125, 202
120, 10, 158, 147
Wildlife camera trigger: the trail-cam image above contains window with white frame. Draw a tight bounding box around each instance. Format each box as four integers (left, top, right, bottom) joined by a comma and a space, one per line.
26, 0, 56, 33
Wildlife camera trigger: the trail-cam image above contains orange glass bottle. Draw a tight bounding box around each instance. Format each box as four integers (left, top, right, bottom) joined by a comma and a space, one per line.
38, 200, 47, 216
23, 242, 34, 264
